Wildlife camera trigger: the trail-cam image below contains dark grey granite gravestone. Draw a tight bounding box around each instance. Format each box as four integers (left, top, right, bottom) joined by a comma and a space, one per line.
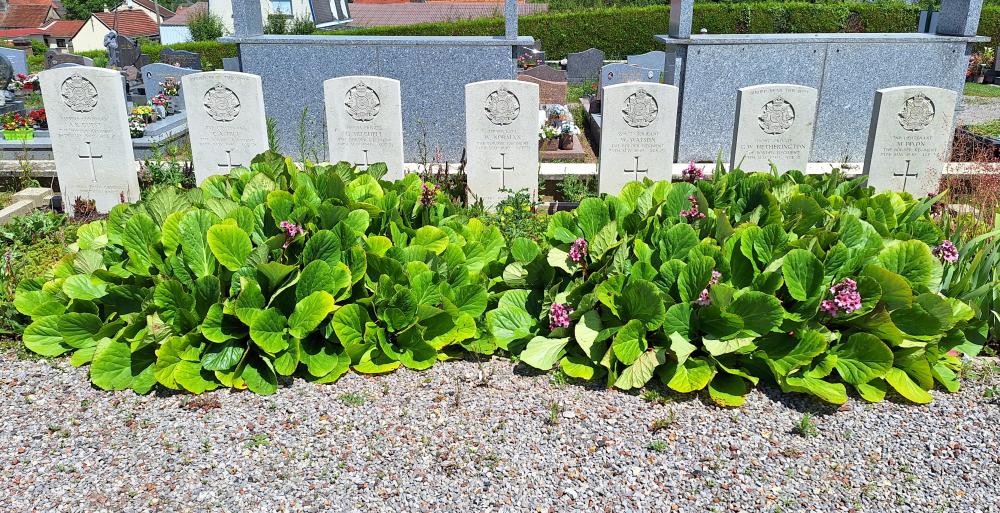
0, 56, 13, 91
141, 63, 198, 108
0, 48, 28, 76
519, 63, 566, 82
566, 48, 604, 84
159, 49, 202, 70
44, 51, 93, 69
222, 57, 241, 71
627, 51, 666, 72
114, 35, 149, 69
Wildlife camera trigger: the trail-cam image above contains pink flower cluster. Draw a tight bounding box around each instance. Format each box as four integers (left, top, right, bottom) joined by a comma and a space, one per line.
280, 220, 305, 249
680, 196, 705, 222
820, 278, 862, 317
681, 161, 704, 183
420, 182, 440, 207
932, 240, 959, 263
569, 238, 588, 263
549, 303, 574, 331
696, 270, 722, 306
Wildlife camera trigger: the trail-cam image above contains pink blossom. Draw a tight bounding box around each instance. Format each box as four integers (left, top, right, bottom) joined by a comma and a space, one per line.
696, 271, 722, 306
420, 182, 440, 207
680, 195, 705, 221
279, 220, 305, 249
681, 161, 704, 183
549, 303, 574, 331
821, 278, 862, 316
932, 240, 959, 263
569, 238, 588, 263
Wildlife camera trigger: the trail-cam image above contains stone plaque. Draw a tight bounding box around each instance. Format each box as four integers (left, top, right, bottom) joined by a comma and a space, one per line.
627, 51, 666, 72
142, 63, 198, 108
598, 83, 679, 195
730, 84, 818, 173
520, 64, 566, 83
465, 80, 539, 208
863, 86, 956, 196
159, 49, 203, 70
182, 71, 269, 184
0, 47, 28, 76
566, 48, 605, 84
517, 74, 566, 106
44, 50, 93, 69
39, 67, 139, 215
323, 76, 404, 180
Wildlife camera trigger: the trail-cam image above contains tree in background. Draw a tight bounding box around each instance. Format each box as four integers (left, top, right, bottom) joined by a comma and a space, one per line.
61, 0, 113, 20
188, 9, 225, 41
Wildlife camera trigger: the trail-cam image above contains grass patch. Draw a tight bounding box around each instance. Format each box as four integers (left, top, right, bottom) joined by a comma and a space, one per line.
964, 83, 1000, 98
0, 191, 11, 209
968, 119, 1000, 138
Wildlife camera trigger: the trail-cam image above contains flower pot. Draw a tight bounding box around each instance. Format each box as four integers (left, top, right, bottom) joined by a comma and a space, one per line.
539, 139, 559, 151
3, 128, 33, 140
153, 105, 167, 118
558, 133, 574, 150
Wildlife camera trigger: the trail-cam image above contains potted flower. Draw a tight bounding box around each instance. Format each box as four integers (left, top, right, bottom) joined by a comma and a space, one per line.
538, 124, 559, 151
558, 121, 579, 150
2, 112, 33, 140
160, 76, 181, 106
131, 105, 154, 123
128, 114, 146, 138
28, 108, 46, 130
150, 92, 171, 117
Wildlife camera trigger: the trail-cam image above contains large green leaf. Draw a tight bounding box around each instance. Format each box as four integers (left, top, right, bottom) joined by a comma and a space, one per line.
660, 357, 714, 393
288, 291, 335, 338
616, 279, 665, 329
708, 373, 748, 407
91, 338, 155, 393
23, 316, 70, 356
207, 223, 252, 271
62, 274, 108, 301
782, 249, 824, 301
520, 336, 569, 370
884, 367, 933, 404
829, 333, 893, 385
612, 319, 647, 365
614, 348, 665, 390
179, 209, 219, 278
249, 308, 289, 353
727, 291, 783, 336
332, 303, 370, 348
877, 240, 940, 290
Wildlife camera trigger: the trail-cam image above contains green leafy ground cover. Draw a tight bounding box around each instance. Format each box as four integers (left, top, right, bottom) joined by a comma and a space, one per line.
968, 120, 1000, 138
11, 153, 996, 406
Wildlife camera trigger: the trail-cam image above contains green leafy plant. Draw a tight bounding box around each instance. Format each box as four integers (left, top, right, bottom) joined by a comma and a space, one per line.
792, 413, 818, 438
0, 210, 67, 246
558, 175, 595, 203
188, 9, 226, 41
139, 144, 195, 191
484, 188, 547, 242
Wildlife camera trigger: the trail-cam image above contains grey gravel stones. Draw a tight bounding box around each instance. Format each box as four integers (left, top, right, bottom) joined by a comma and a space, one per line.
1, 349, 998, 512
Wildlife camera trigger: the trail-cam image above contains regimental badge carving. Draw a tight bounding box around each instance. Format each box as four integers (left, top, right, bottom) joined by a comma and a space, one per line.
60, 74, 98, 113
344, 82, 380, 122
621, 89, 658, 128
484, 87, 520, 126
897, 93, 935, 132
203, 84, 240, 122
758, 97, 795, 135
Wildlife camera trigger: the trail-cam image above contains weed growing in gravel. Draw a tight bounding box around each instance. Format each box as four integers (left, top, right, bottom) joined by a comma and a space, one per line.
338, 392, 367, 406
647, 440, 668, 452
547, 401, 561, 425
550, 369, 569, 387
640, 389, 671, 406
792, 413, 819, 438
984, 386, 999, 403
649, 410, 678, 432
246, 434, 270, 449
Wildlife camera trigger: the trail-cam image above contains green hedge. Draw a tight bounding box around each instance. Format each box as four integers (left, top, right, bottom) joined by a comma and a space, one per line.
74, 41, 237, 71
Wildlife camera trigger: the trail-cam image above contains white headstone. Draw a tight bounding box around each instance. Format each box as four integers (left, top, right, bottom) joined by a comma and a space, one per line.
730, 84, 818, 173
182, 71, 269, 184
39, 67, 139, 216
323, 76, 404, 180
465, 80, 540, 208
863, 86, 957, 196
598, 82, 679, 195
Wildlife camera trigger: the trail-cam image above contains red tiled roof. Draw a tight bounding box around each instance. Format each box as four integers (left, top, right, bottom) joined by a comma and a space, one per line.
93, 10, 159, 38
40, 19, 83, 37
0, 27, 43, 36
127, 0, 174, 18
162, 1, 205, 26
0, 4, 53, 29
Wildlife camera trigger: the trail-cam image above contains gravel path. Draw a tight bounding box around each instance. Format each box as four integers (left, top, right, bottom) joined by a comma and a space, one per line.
1, 347, 999, 513
958, 95, 1000, 126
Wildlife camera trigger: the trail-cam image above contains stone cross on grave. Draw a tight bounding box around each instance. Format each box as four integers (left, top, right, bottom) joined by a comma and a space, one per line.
354, 149, 371, 170
893, 159, 918, 192
218, 150, 241, 172
490, 153, 515, 188
79, 142, 103, 182
625, 156, 648, 182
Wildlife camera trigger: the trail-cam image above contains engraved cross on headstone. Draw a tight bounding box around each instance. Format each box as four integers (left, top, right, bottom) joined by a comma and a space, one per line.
218, 150, 240, 172
893, 159, 918, 192
79, 142, 102, 182
354, 149, 371, 170
490, 153, 515, 188
624, 156, 648, 182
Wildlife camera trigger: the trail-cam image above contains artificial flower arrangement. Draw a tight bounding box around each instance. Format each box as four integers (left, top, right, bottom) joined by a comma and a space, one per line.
1, 111, 33, 140
150, 92, 171, 117
517, 51, 540, 69
538, 124, 560, 150
128, 114, 146, 138
131, 105, 155, 123
27, 108, 46, 130
8, 73, 38, 92
159, 77, 180, 96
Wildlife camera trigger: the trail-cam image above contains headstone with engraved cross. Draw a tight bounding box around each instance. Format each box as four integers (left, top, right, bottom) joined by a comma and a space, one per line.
323, 76, 404, 180
465, 80, 540, 208
598, 82, 679, 195
862, 86, 956, 196
182, 71, 269, 184
39, 67, 139, 215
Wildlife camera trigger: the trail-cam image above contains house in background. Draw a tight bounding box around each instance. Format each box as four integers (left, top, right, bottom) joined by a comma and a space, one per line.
208, 0, 350, 34
113, 0, 173, 25
67, 9, 160, 51
0, 0, 59, 42
159, 1, 204, 44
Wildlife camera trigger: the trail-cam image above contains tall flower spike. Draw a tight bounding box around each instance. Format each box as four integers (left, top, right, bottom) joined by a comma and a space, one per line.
932, 240, 959, 263
549, 303, 574, 331
569, 238, 588, 263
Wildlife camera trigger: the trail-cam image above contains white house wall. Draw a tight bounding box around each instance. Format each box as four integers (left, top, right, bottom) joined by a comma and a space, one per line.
68, 17, 111, 52
210, 0, 314, 34
160, 25, 191, 44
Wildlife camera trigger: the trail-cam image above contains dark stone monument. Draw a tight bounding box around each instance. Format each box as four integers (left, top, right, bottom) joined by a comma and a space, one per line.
0, 55, 13, 90
159, 48, 203, 70
519, 63, 566, 82
44, 50, 93, 69
106, 33, 149, 69
566, 48, 604, 84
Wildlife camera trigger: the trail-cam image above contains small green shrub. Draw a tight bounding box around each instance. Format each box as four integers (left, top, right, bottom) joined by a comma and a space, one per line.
265, 14, 289, 35
188, 9, 226, 41
290, 15, 316, 35
558, 175, 595, 203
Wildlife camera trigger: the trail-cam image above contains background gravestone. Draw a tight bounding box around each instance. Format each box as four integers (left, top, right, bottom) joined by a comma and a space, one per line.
516, 74, 566, 106
45, 51, 93, 69
595, 63, 659, 111
39, 67, 139, 215
519, 64, 566, 83
863, 85, 957, 196
142, 63, 199, 108
515, 41, 544, 67
222, 57, 241, 72
324, 76, 404, 181
465, 80, 540, 208
627, 51, 667, 72
730, 84, 818, 173
0, 47, 28, 76
0, 56, 13, 91
566, 48, 604, 84
598, 82, 679, 195
159, 49, 202, 70
108, 35, 149, 69
182, 71, 269, 184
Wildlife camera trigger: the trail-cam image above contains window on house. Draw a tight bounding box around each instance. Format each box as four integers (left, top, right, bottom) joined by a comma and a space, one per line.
56, 39, 66, 48
271, 0, 292, 14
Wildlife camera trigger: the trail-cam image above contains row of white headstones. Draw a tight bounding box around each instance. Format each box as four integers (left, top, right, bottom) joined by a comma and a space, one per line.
39, 66, 955, 215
